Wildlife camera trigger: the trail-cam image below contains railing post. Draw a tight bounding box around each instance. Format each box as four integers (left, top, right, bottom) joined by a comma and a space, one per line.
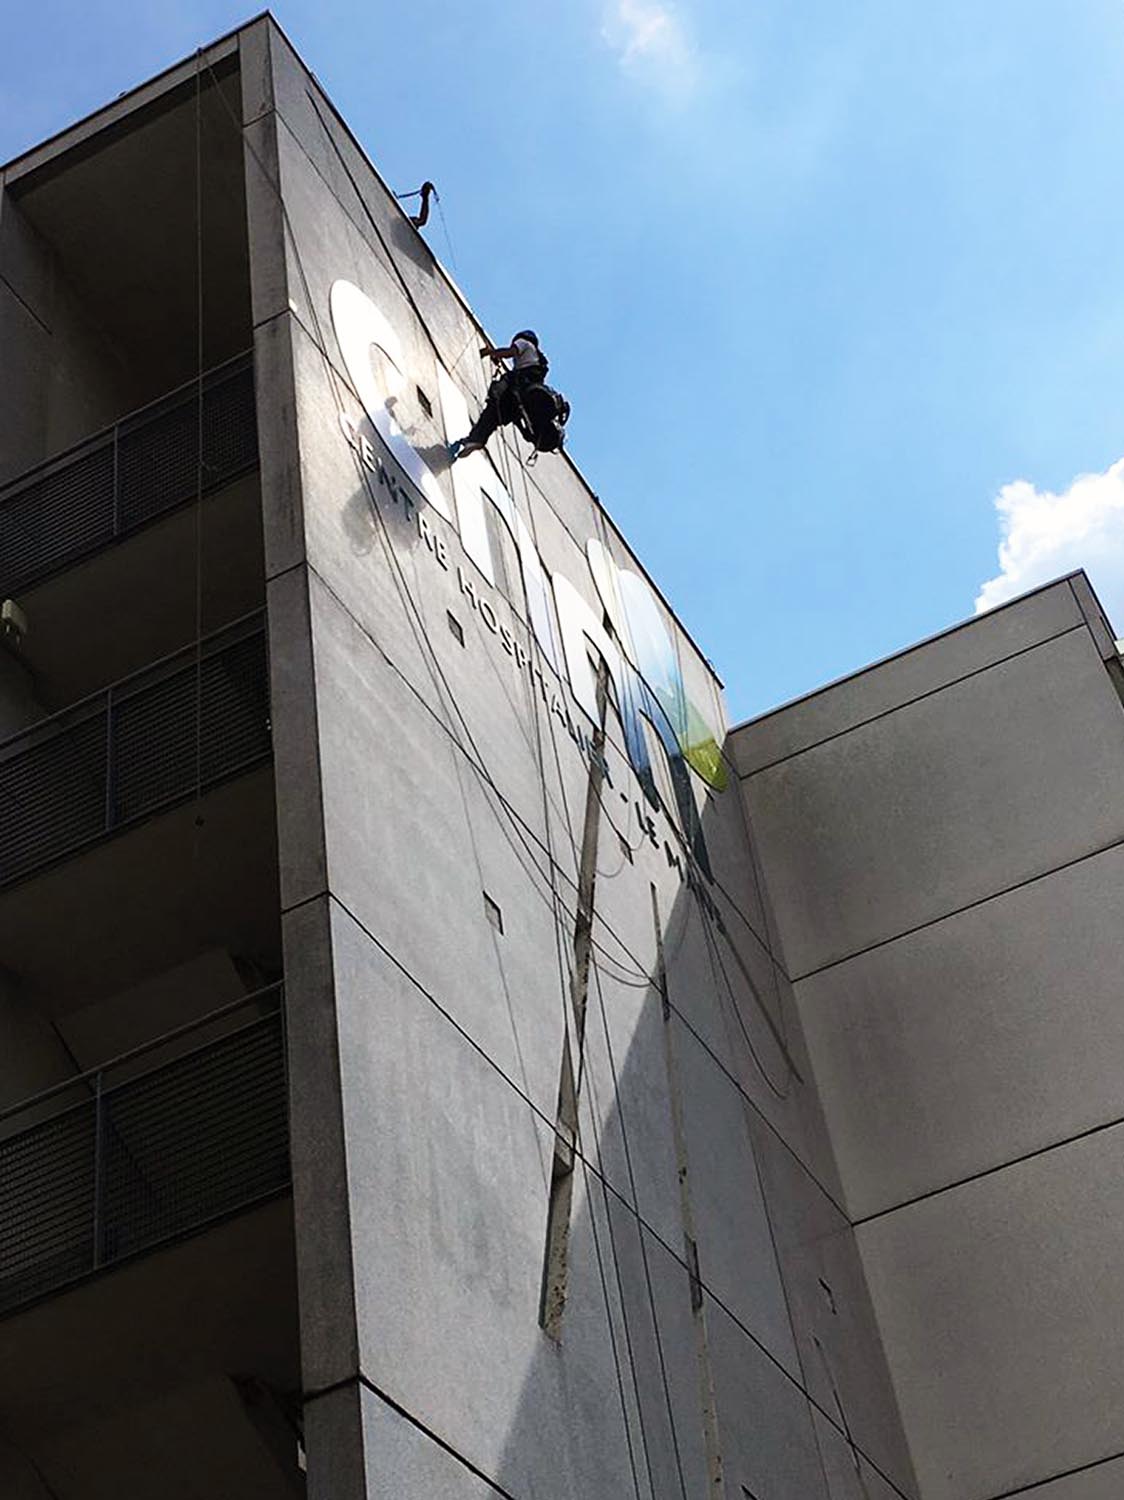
92, 1070, 104, 1271
0, 986, 288, 1319
104, 686, 115, 834
111, 423, 120, 540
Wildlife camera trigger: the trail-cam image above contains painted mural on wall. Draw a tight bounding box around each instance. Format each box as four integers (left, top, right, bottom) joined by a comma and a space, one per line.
329, 278, 726, 877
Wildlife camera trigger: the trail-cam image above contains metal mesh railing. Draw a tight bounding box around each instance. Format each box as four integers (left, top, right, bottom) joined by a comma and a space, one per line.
0, 354, 257, 599
0, 991, 288, 1316
0, 613, 270, 890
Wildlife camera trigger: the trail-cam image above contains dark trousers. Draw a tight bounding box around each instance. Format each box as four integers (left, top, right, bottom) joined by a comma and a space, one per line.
465, 369, 542, 447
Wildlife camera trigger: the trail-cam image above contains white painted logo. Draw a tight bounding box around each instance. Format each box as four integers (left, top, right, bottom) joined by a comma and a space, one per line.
328, 279, 727, 873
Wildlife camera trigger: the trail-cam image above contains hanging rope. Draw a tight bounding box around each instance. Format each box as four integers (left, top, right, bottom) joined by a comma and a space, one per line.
433, 188, 460, 275
193, 52, 205, 833
198, 65, 919, 1497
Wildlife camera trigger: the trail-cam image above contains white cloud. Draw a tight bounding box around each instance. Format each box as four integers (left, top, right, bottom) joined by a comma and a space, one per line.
974, 457, 1124, 632
602, 0, 698, 96
615, 0, 682, 63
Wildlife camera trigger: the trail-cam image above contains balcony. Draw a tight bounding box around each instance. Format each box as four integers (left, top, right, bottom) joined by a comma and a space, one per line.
0, 612, 270, 892
0, 354, 257, 602
0, 987, 289, 1317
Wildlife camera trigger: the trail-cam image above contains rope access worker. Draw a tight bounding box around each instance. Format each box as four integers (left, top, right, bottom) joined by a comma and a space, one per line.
450, 331, 562, 461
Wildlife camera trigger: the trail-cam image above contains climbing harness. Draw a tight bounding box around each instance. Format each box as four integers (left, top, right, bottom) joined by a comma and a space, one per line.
510, 376, 570, 462
485, 337, 570, 461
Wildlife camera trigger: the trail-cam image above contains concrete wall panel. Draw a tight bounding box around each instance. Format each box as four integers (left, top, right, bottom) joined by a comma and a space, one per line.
238, 18, 275, 127
305, 1383, 367, 1500
812, 1411, 913, 1500
0, 281, 48, 481
0, 191, 52, 316
331, 899, 652, 1498
267, 563, 327, 910
708, 1292, 829, 1500
332, 898, 555, 1475
310, 570, 565, 1120
858, 1125, 1124, 1500
733, 580, 1083, 777
597, 1200, 712, 1499
255, 313, 306, 579
1068, 571, 1117, 662
361, 1384, 497, 1497
658, 886, 843, 1206
675, 1017, 800, 1379
0, 185, 134, 481
749, 1114, 916, 1495
283, 895, 358, 1392
798, 840, 1124, 1218
745, 625, 1124, 977
996, 1460, 1124, 1500
243, 113, 290, 335
580, 967, 683, 1254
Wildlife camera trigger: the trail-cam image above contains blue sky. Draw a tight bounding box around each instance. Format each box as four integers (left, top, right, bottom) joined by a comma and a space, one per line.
4, 0, 1124, 722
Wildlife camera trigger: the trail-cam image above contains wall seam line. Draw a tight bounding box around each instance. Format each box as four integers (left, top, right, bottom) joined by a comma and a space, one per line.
791, 827, 1124, 984
0, 271, 51, 332
737, 622, 1085, 779
730, 572, 1092, 736
981, 1441, 1124, 1499
321, 890, 914, 1498
854, 1110, 1124, 1227
303, 563, 847, 1218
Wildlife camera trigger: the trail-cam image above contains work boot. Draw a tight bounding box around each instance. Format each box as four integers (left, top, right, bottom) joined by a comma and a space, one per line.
449, 438, 483, 462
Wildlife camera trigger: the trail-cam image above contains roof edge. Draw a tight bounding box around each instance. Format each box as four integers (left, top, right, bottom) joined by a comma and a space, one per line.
0, 11, 274, 180
729, 569, 1108, 735
1, 11, 725, 697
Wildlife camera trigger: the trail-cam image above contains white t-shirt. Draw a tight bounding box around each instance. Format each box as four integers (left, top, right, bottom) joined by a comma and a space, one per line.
512, 337, 542, 371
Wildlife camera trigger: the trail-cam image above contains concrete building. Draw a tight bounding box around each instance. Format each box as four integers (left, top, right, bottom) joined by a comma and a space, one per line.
1, 16, 1122, 1500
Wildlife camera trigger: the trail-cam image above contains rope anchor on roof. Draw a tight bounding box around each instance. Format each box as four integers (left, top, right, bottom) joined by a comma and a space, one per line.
396, 180, 437, 228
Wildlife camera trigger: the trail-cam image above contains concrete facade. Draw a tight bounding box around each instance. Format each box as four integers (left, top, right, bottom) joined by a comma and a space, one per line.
736, 575, 1124, 1500
1, 17, 1122, 1500
234, 20, 915, 1498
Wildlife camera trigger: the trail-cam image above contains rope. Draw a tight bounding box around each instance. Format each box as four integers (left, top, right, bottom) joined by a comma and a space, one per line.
428, 149, 654, 1496
589, 947, 691, 1500
699, 906, 793, 1100
192, 63, 919, 1500
814, 1334, 873, 1496
193, 52, 205, 840
434, 188, 460, 276
520, 546, 670, 1489
215, 73, 656, 995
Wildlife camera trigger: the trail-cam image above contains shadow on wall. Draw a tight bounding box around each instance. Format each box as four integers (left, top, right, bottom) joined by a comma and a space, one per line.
339, 431, 451, 563
315, 433, 918, 1496
388, 215, 439, 284
485, 774, 917, 1499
